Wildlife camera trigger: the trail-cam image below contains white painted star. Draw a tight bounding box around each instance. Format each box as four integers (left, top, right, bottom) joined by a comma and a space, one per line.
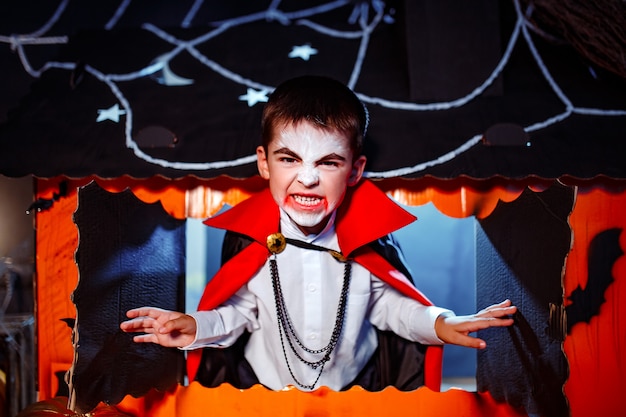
239, 88, 269, 107
96, 103, 126, 123
288, 44, 318, 61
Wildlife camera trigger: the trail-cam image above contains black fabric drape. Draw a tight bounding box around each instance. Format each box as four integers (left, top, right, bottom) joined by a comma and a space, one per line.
70, 182, 186, 413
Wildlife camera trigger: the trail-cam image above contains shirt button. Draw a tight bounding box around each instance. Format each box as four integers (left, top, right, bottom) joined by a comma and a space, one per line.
308, 333, 317, 340
307, 284, 317, 292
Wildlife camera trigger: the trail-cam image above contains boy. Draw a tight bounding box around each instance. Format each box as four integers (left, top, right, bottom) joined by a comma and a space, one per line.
120, 75, 516, 391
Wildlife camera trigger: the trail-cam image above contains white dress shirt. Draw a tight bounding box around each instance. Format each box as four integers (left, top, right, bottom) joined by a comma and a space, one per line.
185, 210, 450, 391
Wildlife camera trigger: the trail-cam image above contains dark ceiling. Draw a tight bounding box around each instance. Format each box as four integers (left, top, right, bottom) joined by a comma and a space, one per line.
1, 0, 625, 181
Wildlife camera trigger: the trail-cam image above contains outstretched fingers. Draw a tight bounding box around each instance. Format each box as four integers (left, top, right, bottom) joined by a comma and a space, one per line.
476, 299, 517, 319
120, 315, 157, 332
436, 300, 518, 349
131, 332, 160, 344
471, 315, 515, 332
120, 307, 196, 348
120, 306, 174, 336
124, 306, 168, 319
443, 317, 513, 349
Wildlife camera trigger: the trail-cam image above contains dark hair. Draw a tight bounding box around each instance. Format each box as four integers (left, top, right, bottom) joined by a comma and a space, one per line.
261, 75, 368, 157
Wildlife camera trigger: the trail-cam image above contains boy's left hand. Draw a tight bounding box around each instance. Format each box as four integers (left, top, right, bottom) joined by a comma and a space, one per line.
434, 299, 517, 349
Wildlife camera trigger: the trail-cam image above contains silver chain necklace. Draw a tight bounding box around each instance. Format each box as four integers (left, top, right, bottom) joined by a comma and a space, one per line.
266, 233, 351, 389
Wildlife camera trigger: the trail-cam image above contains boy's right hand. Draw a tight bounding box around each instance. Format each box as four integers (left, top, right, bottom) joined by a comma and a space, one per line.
120, 307, 196, 348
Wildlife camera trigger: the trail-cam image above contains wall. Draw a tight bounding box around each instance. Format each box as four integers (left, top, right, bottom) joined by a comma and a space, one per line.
0, 175, 34, 313
0, 177, 35, 417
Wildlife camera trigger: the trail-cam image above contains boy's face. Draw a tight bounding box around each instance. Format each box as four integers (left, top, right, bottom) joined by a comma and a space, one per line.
257, 121, 366, 235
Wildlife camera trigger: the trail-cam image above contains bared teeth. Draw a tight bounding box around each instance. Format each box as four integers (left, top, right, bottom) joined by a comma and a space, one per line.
293, 195, 321, 206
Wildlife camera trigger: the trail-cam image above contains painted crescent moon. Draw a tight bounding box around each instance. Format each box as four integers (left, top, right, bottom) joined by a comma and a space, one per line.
149, 54, 195, 86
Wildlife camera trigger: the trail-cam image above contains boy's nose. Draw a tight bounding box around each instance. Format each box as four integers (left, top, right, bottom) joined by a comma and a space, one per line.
297, 165, 319, 187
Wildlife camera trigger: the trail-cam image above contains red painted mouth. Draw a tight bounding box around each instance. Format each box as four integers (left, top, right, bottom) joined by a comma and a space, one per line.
290, 194, 325, 210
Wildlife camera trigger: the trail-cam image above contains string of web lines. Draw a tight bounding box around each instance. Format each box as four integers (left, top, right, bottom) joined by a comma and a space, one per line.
1, 0, 624, 174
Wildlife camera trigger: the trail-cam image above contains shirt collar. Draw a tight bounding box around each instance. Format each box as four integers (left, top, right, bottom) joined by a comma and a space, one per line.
280, 208, 337, 246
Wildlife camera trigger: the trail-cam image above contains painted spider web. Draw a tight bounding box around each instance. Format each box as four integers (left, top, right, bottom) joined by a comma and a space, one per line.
1, 0, 625, 178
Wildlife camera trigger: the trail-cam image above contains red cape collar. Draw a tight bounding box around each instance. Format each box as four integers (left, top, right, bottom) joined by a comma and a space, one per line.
203, 179, 416, 256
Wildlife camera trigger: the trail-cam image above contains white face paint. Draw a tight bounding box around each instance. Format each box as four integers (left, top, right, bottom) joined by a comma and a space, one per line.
257, 121, 366, 235
296, 163, 320, 188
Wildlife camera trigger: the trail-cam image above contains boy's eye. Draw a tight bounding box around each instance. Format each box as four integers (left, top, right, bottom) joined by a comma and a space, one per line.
319, 160, 340, 167
279, 157, 298, 164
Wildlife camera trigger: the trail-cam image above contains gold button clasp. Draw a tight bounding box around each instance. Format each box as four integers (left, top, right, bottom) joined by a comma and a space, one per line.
267, 232, 287, 254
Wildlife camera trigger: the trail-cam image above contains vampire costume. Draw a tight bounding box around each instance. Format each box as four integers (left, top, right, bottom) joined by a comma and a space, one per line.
186, 179, 443, 391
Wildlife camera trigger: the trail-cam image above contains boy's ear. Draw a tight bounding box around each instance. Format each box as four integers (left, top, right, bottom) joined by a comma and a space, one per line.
256, 146, 271, 179
348, 155, 367, 186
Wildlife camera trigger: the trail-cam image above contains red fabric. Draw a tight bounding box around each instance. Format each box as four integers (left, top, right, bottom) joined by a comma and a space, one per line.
187, 180, 442, 390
